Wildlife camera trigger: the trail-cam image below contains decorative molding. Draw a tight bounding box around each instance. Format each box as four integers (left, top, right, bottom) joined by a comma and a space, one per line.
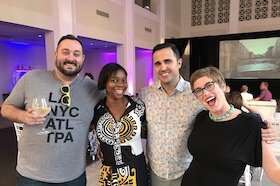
218, 0, 230, 23
204, 0, 216, 25
271, 0, 280, 18
255, 0, 268, 19
191, 0, 203, 26
239, 0, 252, 21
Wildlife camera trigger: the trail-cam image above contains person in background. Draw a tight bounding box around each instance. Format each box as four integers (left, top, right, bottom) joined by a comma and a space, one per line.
140, 43, 203, 186
92, 63, 148, 186
181, 66, 277, 186
1, 34, 104, 185
253, 81, 272, 101
227, 91, 262, 116
84, 72, 94, 80
240, 84, 253, 101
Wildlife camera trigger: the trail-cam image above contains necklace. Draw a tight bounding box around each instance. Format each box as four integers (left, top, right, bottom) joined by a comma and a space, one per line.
209, 104, 234, 121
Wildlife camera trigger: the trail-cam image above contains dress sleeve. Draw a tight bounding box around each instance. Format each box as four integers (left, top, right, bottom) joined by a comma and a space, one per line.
140, 108, 147, 139
131, 96, 147, 139
91, 103, 101, 131
192, 110, 207, 130
239, 114, 263, 167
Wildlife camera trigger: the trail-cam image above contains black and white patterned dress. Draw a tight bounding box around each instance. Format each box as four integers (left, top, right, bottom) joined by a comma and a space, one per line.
92, 96, 148, 186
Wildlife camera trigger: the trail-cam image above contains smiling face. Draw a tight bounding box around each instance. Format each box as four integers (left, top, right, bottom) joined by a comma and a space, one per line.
193, 76, 228, 115
153, 47, 182, 88
190, 67, 231, 117
105, 69, 128, 100
55, 39, 85, 77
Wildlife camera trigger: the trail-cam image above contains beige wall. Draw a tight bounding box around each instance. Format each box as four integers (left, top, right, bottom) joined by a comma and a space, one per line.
165, 0, 181, 39
74, 0, 124, 44
0, 0, 57, 31
0, 43, 46, 104
181, 0, 280, 37
134, 5, 160, 49
82, 48, 117, 80
135, 50, 153, 94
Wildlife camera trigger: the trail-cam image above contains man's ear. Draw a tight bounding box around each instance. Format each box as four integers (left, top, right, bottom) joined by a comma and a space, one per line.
178, 58, 182, 68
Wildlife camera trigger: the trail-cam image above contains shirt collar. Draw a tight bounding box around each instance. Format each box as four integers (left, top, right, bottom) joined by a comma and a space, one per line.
156, 76, 186, 93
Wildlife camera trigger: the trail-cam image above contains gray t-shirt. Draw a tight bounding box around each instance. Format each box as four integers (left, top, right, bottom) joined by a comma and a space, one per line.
5, 70, 104, 183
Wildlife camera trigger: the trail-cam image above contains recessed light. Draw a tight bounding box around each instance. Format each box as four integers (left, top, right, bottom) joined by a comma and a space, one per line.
38, 34, 42, 38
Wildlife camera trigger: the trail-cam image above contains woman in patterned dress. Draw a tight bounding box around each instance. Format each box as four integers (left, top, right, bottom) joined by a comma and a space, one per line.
92, 63, 148, 186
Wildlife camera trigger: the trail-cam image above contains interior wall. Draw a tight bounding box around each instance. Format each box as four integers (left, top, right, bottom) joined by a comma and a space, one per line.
135, 49, 153, 95
0, 43, 46, 104
182, 0, 280, 37
82, 48, 117, 81
0, 0, 56, 31
74, 0, 124, 45
134, 5, 160, 49
165, 0, 181, 39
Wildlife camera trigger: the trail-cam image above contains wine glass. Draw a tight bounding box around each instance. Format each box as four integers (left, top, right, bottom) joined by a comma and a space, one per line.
32, 98, 51, 135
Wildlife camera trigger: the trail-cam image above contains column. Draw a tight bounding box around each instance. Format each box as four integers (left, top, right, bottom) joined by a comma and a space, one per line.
45, 0, 74, 70
118, 0, 135, 95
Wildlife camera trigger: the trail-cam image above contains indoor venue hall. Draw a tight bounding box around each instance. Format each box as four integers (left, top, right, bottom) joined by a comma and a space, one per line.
1, 0, 280, 186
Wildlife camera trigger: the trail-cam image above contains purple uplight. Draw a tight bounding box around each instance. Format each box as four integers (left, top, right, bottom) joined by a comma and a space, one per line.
148, 78, 154, 85
101, 51, 117, 64
135, 47, 154, 92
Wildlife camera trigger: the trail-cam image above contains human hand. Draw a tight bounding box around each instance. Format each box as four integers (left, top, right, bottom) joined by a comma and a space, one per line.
97, 146, 103, 161
22, 108, 46, 125
262, 120, 277, 144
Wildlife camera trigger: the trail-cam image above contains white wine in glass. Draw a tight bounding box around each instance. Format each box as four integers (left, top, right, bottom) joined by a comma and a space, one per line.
32, 98, 51, 135
32, 98, 51, 117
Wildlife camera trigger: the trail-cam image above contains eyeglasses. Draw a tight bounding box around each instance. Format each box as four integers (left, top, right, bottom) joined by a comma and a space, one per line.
61, 85, 71, 107
192, 81, 215, 97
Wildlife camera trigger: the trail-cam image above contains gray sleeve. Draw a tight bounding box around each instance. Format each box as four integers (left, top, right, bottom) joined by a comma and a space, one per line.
4, 72, 29, 109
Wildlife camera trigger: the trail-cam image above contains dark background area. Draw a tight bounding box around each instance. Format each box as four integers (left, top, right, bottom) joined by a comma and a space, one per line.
167, 30, 280, 99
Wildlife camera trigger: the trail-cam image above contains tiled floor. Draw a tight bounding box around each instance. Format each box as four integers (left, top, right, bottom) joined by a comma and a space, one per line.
86, 160, 101, 186
250, 168, 278, 186
86, 160, 279, 186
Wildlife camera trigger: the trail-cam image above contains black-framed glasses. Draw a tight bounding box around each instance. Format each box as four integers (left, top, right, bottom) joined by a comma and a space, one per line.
192, 81, 215, 97
61, 85, 71, 107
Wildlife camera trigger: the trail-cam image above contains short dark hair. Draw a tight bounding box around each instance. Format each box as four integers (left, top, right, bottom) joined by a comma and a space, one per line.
241, 85, 248, 92
227, 91, 243, 109
262, 81, 269, 88
152, 43, 180, 60
57, 34, 84, 52
98, 63, 127, 90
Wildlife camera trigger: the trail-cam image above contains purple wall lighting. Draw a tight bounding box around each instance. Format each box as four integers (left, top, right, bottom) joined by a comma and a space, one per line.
136, 48, 153, 85
101, 51, 117, 64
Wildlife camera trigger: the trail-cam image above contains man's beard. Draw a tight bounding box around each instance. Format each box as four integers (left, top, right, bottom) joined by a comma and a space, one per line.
55, 59, 83, 77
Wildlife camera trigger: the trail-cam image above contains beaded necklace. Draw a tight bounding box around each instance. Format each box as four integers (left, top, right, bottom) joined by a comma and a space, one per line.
209, 104, 234, 121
